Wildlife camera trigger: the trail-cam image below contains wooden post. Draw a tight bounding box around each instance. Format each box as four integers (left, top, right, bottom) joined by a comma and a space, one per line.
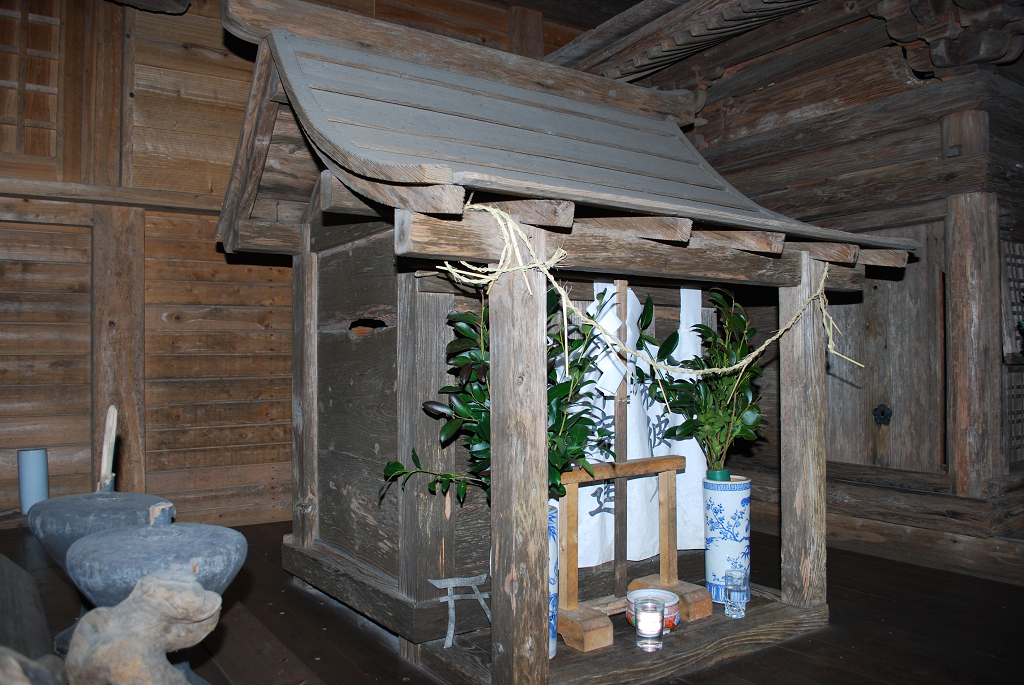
291, 182, 320, 546
507, 6, 544, 59
658, 471, 677, 585
397, 272, 457, 599
613, 279, 629, 597
778, 251, 827, 608
946, 192, 1003, 496
490, 226, 548, 685
91, 205, 145, 493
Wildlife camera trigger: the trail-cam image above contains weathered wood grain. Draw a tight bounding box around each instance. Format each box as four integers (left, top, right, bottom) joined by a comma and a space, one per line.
395, 210, 809, 288
779, 251, 827, 608
0, 228, 91, 263
147, 442, 291, 472
146, 423, 291, 451
689, 229, 784, 254
321, 171, 380, 217
946, 193, 1002, 496
560, 455, 687, 484
0, 414, 90, 450
216, 37, 279, 248
396, 275, 457, 602
484, 199, 574, 228
92, 206, 146, 494
144, 304, 292, 331
490, 225, 549, 685
508, 5, 545, 59
858, 249, 909, 267
146, 400, 290, 429
145, 377, 292, 406
235, 219, 302, 254
784, 241, 859, 264
292, 198, 318, 547
144, 354, 291, 379
0, 179, 223, 214
613, 279, 628, 598
224, 0, 693, 125
0, 384, 90, 417
144, 281, 290, 308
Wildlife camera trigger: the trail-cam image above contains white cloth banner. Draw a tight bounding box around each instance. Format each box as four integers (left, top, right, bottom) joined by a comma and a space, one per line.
571, 284, 704, 569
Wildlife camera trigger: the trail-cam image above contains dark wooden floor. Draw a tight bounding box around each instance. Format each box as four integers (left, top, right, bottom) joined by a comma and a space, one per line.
3, 521, 1022, 685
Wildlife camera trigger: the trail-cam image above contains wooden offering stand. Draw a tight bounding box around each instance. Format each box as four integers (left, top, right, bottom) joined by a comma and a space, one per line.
557, 455, 712, 652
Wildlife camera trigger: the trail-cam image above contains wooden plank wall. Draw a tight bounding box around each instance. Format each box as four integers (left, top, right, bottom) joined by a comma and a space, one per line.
0, 0, 581, 525
652, 28, 998, 475
0, 199, 93, 515
142, 211, 293, 525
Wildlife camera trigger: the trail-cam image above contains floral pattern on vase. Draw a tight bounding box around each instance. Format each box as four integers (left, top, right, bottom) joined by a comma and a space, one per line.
548, 504, 558, 659
703, 476, 751, 604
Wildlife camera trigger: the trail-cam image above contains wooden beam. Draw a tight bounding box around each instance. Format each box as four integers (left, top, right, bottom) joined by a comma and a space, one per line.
779, 251, 827, 609
575, 216, 692, 242
484, 199, 574, 228
292, 180, 321, 547
822, 263, 865, 292
320, 170, 381, 217
235, 220, 303, 254
614, 279, 629, 598
785, 241, 860, 264
508, 6, 544, 59
689, 229, 785, 254
326, 161, 464, 215
946, 192, 1002, 497
394, 210, 806, 288
560, 455, 687, 485
858, 249, 910, 268
0, 177, 223, 213
217, 38, 280, 249
92, 206, 146, 494
490, 224, 549, 685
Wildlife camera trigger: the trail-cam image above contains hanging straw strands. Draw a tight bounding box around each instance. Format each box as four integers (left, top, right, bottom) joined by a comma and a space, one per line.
437, 204, 862, 380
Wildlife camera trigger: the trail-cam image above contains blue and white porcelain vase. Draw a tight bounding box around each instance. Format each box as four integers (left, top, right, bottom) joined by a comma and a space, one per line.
703, 475, 751, 604
548, 503, 558, 659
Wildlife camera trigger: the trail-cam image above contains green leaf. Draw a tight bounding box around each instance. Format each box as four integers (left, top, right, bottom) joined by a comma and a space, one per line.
457, 479, 468, 503
439, 418, 464, 442
452, 321, 479, 341
422, 401, 452, 417
639, 296, 654, 331
427, 480, 437, 494
450, 394, 473, 419
548, 381, 572, 402
411, 449, 422, 469
658, 331, 679, 361
448, 311, 479, 325
383, 461, 405, 481
446, 338, 477, 354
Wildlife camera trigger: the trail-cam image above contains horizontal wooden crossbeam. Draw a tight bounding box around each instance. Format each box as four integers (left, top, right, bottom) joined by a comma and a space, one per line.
394, 210, 807, 288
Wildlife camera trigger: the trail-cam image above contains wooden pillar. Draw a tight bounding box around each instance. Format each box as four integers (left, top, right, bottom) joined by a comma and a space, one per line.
507, 6, 544, 59
946, 192, 1002, 496
397, 271, 457, 599
779, 252, 827, 608
91, 205, 145, 493
292, 182, 320, 545
490, 227, 549, 685
613, 279, 629, 596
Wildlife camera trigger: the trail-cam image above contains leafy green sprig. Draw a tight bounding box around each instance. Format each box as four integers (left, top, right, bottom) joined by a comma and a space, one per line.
635, 289, 765, 472
381, 288, 613, 503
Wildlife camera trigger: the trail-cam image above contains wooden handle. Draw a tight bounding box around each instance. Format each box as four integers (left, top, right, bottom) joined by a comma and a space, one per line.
97, 405, 118, 491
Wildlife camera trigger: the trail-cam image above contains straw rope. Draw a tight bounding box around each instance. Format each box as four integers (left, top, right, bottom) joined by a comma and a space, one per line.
434, 203, 862, 381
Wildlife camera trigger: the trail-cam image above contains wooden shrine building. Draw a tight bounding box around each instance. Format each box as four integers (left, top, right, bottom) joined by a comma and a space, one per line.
213, 1, 917, 683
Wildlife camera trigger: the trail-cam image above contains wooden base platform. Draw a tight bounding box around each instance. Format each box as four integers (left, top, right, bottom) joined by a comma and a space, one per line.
418, 584, 828, 685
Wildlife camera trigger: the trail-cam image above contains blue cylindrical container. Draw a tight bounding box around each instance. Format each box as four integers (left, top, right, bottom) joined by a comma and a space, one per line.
18, 448, 49, 514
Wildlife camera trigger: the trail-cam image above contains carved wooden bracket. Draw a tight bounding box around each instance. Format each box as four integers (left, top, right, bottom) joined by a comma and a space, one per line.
872, 0, 1024, 75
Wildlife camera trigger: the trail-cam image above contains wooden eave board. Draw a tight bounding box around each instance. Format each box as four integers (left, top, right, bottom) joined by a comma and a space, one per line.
267, 30, 915, 250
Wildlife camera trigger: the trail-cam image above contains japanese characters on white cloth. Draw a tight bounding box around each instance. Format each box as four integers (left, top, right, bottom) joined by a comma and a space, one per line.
553, 283, 704, 569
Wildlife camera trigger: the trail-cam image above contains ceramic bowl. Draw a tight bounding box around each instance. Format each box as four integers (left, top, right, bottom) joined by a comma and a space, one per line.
626, 588, 680, 630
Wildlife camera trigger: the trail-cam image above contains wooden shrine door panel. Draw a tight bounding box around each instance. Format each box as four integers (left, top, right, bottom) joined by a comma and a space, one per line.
826, 222, 946, 473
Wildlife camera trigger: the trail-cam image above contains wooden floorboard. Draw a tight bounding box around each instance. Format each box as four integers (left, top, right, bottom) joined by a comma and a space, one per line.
2, 523, 1022, 684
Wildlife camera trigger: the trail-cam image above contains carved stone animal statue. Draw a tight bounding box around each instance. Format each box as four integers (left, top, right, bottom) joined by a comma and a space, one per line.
0, 647, 67, 685
65, 571, 221, 685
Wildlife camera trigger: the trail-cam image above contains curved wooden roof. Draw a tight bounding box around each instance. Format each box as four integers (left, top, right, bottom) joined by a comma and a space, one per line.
221, 0, 918, 251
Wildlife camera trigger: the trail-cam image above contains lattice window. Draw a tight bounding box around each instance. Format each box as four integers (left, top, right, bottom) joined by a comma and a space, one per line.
1001, 241, 1024, 357
0, 0, 60, 157
1006, 369, 1024, 466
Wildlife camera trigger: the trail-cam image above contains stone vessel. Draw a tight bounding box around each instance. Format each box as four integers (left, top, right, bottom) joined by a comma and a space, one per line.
27, 490, 176, 655
66, 506, 247, 608
66, 505, 247, 685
